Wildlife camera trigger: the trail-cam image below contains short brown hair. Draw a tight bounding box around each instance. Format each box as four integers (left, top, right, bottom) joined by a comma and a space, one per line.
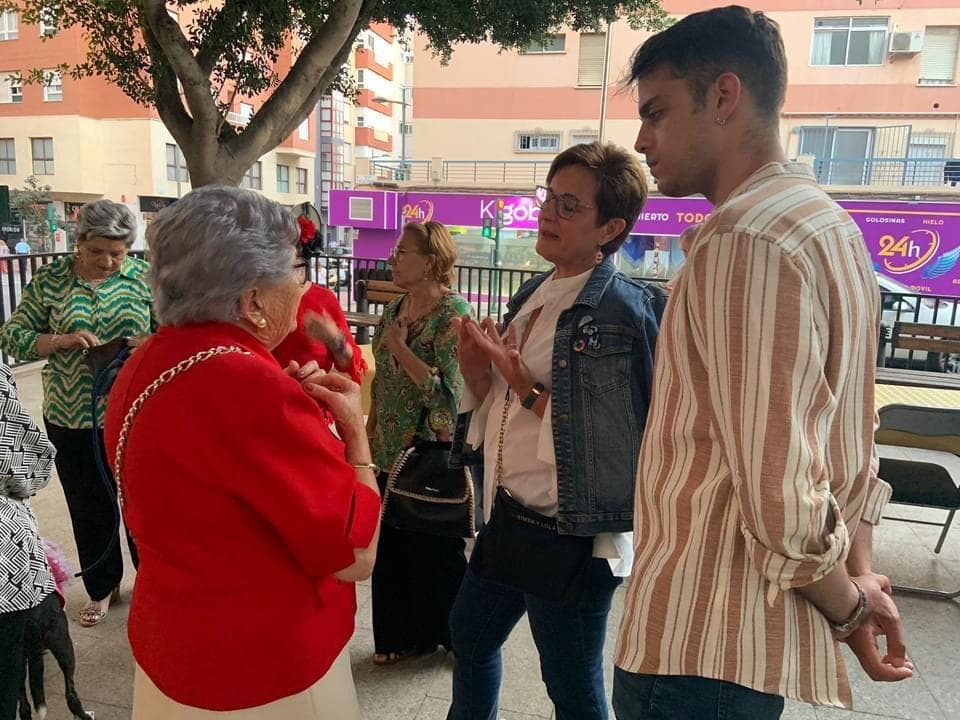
546, 142, 648, 254
403, 221, 457, 285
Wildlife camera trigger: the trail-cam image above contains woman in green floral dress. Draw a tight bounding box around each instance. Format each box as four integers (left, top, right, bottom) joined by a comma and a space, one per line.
367, 221, 472, 665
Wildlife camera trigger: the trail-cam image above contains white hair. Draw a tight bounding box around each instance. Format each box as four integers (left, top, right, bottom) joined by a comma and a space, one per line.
77, 200, 137, 246
145, 186, 298, 326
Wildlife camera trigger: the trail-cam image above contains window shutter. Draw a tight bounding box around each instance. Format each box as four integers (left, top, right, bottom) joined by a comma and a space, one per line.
919, 27, 959, 83
578, 33, 606, 86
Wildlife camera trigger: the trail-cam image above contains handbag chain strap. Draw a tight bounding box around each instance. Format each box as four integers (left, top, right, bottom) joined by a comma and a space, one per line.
114, 345, 252, 509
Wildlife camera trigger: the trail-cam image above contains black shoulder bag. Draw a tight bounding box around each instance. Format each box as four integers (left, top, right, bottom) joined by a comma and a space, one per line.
381, 375, 476, 539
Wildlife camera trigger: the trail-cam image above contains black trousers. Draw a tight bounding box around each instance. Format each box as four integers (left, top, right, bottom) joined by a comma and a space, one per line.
44, 420, 138, 601
371, 473, 467, 655
0, 609, 28, 720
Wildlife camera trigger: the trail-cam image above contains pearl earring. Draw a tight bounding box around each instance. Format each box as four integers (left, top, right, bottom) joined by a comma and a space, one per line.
256, 317, 267, 328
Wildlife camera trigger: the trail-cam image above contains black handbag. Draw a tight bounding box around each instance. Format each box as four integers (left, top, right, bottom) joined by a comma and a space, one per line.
468, 390, 593, 606
381, 378, 476, 539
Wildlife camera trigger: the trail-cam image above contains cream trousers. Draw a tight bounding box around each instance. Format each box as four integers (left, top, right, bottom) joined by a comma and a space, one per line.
132, 647, 361, 720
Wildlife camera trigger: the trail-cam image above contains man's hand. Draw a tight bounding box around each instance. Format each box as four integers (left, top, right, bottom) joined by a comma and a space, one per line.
843, 572, 913, 682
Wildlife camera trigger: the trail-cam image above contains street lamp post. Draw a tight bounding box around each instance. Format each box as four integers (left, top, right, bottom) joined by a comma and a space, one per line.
373, 88, 408, 181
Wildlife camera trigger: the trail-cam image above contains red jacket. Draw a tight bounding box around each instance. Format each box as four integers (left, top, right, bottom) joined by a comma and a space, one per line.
273, 283, 367, 384
104, 322, 380, 710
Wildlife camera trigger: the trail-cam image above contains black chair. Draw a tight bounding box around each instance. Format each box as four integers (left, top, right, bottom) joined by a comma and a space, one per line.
876, 404, 960, 599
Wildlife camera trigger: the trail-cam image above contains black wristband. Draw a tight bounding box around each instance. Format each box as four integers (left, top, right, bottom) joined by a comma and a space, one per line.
520, 382, 545, 410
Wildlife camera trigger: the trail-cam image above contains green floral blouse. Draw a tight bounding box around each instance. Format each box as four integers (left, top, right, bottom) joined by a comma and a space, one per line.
370, 293, 472, 472
0, 255, 154, 429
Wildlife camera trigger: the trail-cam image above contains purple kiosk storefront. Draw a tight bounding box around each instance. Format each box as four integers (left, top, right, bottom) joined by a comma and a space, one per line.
329, 189, 960, 298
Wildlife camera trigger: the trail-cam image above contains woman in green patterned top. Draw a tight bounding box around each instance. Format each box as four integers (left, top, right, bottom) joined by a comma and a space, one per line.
0, 199, 153, 627
367, 221, 472, 665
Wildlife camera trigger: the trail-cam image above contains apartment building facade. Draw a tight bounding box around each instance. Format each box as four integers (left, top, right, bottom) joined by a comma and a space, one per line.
410, 0, 960, 189
0, 7, 316, 248
330, 0, 960, 295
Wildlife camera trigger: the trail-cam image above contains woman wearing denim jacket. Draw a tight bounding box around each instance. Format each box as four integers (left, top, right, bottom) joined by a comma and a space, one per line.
448, 142, 666, 720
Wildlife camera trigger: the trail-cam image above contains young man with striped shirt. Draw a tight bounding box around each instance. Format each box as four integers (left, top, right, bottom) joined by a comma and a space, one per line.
614, 7, 913, 718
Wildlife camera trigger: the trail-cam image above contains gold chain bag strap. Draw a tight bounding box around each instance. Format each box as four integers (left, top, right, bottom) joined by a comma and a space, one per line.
114, 345, 252, 510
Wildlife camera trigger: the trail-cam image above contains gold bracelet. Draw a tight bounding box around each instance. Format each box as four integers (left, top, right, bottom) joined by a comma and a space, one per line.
351, 462, 380, 474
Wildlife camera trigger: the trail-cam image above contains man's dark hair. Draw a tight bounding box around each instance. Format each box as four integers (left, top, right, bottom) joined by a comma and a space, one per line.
546, 142, 648, 254
627, 6, 787, 124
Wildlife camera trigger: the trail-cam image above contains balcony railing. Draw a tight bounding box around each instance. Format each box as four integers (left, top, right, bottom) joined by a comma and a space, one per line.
371, 160, 433, 183
812, 157, 960, 188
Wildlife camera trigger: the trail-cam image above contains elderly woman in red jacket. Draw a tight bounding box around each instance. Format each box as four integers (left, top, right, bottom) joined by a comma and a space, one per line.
104, 186, 380, 720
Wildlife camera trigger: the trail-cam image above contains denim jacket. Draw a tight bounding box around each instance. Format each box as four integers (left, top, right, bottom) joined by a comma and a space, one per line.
452, 257, 666, 536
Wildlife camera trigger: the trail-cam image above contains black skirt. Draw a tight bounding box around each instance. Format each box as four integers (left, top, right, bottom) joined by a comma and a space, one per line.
371, 473, 467, 654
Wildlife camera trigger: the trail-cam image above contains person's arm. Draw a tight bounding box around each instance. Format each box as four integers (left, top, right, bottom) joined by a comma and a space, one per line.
221, 368, 380, 581
692, 234, 909, 680
0, 274, 101, 358
0, 366, 56, 500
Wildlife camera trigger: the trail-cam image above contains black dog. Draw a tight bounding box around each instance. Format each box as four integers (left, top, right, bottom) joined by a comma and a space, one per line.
18, 593, 90, 720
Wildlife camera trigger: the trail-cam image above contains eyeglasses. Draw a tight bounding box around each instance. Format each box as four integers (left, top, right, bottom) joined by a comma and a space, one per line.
293, 261, 309, 288
388, 246, 424, 260
535, 186, 595, 220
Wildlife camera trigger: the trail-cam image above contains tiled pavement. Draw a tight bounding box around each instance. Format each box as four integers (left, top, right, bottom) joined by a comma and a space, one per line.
12, 361, 960, 720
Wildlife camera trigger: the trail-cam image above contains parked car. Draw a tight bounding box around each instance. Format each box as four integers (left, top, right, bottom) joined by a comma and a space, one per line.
877, 273, 959, 373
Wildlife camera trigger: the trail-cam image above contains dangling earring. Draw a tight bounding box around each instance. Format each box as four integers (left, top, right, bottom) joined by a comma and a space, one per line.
256, 317, 267, 328
716, 116, 726, 126
595, 246, 604, 265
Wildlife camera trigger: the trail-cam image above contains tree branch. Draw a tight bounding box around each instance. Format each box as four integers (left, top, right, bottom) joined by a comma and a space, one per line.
195, 0, 241, 76
227, 0, 374, 164
140, 22, 194, 147
139, 0, 220, 131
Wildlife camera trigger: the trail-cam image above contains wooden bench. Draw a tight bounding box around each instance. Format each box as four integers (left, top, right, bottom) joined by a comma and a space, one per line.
351, 278, 406, 343
876, 366, 960, 391
882, 321, 960, 372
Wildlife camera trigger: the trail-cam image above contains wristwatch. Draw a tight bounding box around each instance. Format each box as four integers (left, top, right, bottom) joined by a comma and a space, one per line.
520, 382, 545, 410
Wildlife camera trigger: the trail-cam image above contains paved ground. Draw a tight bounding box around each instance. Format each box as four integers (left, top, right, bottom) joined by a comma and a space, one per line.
11, 361, 960, 720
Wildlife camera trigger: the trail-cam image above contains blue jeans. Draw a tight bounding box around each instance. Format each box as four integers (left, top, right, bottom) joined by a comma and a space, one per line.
447, 559, 621, 720
612, 669, 785, 720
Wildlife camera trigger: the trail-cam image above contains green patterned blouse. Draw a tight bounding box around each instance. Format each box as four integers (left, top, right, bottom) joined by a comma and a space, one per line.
0, 255, 154, 429
370, 293, 472, 472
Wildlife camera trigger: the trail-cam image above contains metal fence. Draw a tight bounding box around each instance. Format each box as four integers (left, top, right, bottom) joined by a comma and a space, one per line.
812, 157, 960, 187
2, 252, 958, 371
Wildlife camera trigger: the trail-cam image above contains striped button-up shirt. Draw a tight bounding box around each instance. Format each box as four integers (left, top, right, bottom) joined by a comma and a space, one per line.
615, 162, 892, 709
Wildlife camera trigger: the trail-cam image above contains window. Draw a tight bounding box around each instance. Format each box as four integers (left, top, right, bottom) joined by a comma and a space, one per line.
276, 163, 290, 192
570, 132, 598, 145
905, 134, 948, 185
298, 118, 309, 140
31, 137, 54, 175
349, 196, 373, 221
165, 143, 188, 182
240, 161, 262, 190
239, 102, 254, 123
1, 73, 22, 103
356, 69, 364, 89
296, 167, 308, 194
0, 138, 15, 174
516, 132, 561, 153
919, 27, 960, 85
524, 35, 566, 54
42, 69, 62, 102
578, 33, 606, 86
0, 10, 18, 40
38, 6, 56, 36
798, 126, 874, 184
811, 17, 888, 66
400, 122, 413, 135
356, 114, 365, 128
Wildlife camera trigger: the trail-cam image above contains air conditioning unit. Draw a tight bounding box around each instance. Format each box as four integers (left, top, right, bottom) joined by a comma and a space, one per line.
889, 31, 924, 54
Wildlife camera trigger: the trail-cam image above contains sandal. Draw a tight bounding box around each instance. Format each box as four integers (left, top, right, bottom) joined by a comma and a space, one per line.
373, 645, 437, 666
78, 587, 120, 627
